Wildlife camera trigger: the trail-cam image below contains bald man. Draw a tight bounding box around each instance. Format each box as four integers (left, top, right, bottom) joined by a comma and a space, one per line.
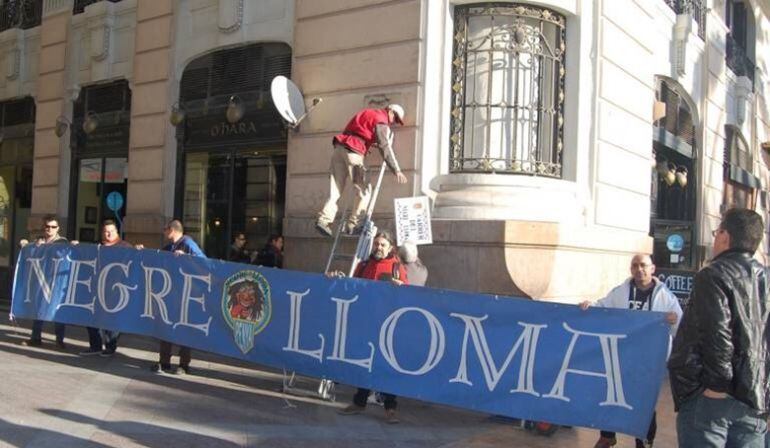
579, 254, 682, 448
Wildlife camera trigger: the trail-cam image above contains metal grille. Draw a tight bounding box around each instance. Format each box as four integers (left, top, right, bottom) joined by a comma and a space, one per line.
658, 80, 695, 148
1, 97, 34, 126
180, 44, 292, 102
0, 0, 42, 33
73, 0, 122, 14
663, 0, 706, 40
74, 80, 131, 117
450, 3, 565, 178
726, 33, 755, 87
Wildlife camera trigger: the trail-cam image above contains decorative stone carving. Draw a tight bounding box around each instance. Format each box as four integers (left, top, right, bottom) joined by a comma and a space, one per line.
218, 0, 244, 34
672, 13, 691, 77
89, 14, 114, 63
6, 46, 20, 80
734, 76, 753, 125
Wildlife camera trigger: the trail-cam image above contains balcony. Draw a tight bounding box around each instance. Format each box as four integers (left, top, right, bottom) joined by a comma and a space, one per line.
726, 33, 755, 87
73, 0, 122, 15
663, 0, 706, 40
0, 0, 42, 33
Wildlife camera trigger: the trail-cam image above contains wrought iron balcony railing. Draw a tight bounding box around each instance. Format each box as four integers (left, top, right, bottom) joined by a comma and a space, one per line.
0, 0, 42, 33
74, 0, 122, 15
663, 0, 706, 40
726, 33, 755, 87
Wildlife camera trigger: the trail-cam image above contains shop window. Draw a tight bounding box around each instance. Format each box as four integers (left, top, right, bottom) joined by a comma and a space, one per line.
449, 3, 566, 177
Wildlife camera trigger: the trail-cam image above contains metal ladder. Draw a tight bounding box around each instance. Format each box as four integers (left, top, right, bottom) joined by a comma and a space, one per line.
283, 161, 388, 402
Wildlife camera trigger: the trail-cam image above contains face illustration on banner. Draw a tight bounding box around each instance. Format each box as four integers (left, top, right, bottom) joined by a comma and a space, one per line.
221, 271, 272, 354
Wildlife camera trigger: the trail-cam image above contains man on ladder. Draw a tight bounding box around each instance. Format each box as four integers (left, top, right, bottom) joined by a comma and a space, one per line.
315, 104, 408, 237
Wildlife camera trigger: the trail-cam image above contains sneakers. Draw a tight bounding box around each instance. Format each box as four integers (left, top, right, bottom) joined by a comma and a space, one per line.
337, 404, 365, 415
384, 408, 399, 424
21, 338, 41, 347
594, 437, 617, 448
100, 348, 117, 357
54, 340, 67, 350
636, 440, 653, 448
79, 348, 102, 356
177, 365, 191, 375
315, 220, 333, 237
344, 223, 364, 236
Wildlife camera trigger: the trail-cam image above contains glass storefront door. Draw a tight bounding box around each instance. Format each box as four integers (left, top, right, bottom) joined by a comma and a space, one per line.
0, 163, 32, 300
73, 157, 128, 242
183, 150, 286, 260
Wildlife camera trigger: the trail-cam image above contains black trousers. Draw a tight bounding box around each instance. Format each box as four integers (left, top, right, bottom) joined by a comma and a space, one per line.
30, 320, 65, 342
601, 411, 656, 443
353, 388, 397, 411
87, 327, 119, 351
158, 340, 191, 368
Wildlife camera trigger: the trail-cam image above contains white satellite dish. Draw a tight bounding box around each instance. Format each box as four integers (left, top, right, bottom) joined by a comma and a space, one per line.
270, 76, 322, 129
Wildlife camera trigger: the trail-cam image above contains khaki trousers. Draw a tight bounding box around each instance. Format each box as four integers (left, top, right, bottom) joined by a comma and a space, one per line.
318, 144, 371, 227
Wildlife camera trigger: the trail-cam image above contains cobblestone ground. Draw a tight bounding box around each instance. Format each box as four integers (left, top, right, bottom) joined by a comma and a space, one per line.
0, 314, 677, 447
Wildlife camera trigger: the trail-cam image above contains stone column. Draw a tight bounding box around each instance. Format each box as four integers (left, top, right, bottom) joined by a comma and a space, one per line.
123, 0, 175, 248
30, 0, 73, 233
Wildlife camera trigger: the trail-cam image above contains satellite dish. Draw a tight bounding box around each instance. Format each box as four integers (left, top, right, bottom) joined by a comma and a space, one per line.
270, 76, 322, 129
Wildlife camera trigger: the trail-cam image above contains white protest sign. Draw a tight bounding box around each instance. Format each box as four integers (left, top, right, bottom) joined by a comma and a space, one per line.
394, 196, 433, 246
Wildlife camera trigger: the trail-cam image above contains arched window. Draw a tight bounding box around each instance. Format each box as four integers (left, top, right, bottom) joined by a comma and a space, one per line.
449, 3, 566, 177
723, 125, 759, 210
651, 78, 697, 269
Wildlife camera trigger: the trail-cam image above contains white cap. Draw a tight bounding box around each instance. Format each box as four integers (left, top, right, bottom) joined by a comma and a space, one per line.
398, 241, 418, 263
386, 104, 405, 125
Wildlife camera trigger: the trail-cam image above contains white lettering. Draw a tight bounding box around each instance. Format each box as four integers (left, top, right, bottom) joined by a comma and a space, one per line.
61, 258, 97, 312
25, 257, 63, 304
141, 264, 173, 324
173, 269, 213, 335
328, 296, 375, 371
379, 307, 445, 375
544, 323, 632, 409
282, 289, 325, 361
97, 261, 137, 313
450, 313, 545, 395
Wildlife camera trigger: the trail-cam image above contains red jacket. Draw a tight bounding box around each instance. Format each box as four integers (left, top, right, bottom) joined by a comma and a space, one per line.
333, 108, 390, 156
354, 254, 408, 284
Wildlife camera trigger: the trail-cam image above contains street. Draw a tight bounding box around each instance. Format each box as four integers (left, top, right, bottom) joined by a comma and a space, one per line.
0, 312, 677, 447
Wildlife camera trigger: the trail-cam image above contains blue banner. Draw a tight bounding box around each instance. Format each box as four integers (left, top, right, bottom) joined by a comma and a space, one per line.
12, 244, 670, 438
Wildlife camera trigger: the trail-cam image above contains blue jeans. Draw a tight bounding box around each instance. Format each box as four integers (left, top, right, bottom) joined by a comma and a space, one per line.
677, 393, 767, 448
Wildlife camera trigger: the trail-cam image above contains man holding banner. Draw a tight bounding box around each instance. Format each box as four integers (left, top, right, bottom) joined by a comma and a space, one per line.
338, 230, 408, 424
22, 215, 68, 349
669, 208, 769, 448
580, 254, 682, 448
78, 219, 135, 357
149, 220, 205, 374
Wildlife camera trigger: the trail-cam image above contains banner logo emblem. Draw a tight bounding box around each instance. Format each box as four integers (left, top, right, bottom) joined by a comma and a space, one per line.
222, 271, 271, 353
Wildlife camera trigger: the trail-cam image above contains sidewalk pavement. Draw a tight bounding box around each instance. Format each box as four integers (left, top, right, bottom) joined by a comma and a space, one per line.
0, 314, 678, 447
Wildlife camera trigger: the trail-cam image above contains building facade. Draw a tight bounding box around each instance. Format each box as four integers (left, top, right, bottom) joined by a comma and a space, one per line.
1, 0, 767, 303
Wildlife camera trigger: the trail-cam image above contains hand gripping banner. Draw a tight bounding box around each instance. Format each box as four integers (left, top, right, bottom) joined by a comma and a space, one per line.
12, 244, 671, 438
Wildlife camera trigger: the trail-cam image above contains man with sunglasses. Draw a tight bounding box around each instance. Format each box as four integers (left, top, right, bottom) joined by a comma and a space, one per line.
579, 254, 682, 448
22, 215, 68, 349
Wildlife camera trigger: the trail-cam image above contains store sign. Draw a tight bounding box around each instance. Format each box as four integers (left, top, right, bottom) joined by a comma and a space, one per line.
184, 110, 286, 148
656, 268, 695, 310
394, 196, 433, 246
13, 244, 671, 439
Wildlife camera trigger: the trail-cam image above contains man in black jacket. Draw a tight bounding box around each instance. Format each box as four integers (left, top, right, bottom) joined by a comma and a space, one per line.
668, 208, 768, 447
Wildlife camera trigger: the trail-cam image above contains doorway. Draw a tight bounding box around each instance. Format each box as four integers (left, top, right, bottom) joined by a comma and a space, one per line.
182, 149, 286, 260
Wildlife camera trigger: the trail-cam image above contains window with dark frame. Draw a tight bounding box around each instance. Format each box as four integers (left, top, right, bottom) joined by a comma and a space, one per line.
450, 3, 566, 178
723, 125, 758, 211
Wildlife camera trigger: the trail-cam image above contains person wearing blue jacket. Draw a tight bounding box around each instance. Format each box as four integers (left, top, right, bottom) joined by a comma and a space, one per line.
149, 219, 205, 374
